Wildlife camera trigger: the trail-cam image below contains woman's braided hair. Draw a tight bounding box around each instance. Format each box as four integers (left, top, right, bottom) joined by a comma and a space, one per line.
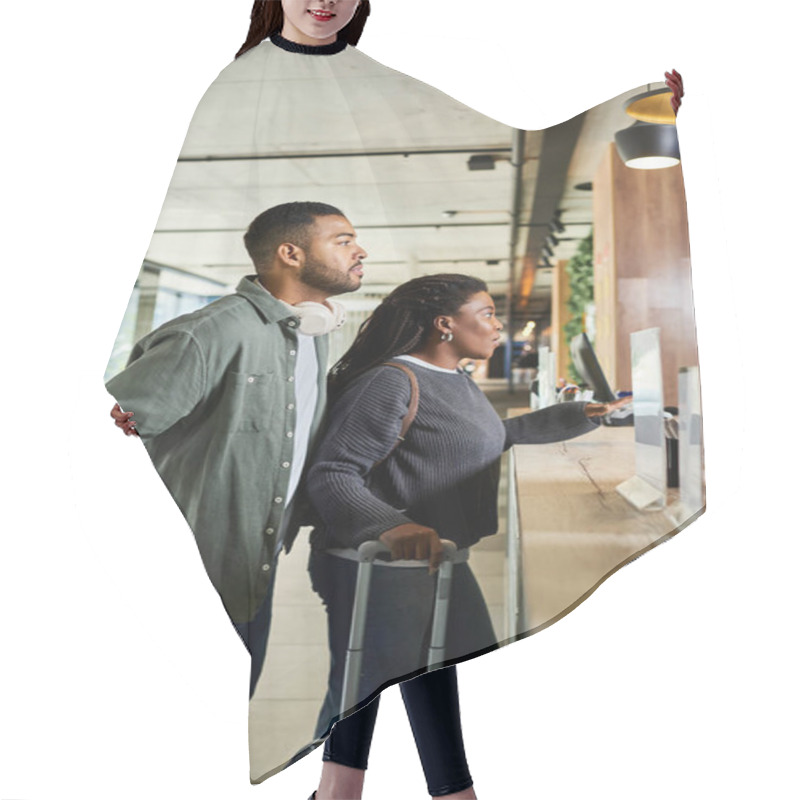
235, 1, 371, 59
328, 274, 488, 399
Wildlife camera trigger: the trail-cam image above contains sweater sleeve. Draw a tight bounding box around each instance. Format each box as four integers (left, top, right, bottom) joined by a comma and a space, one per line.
307, 367, 417, 546
105, 330, 206, 441
502, 402, 600, 451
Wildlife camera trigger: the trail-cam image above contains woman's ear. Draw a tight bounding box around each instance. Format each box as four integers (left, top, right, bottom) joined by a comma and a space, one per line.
433, 315, 453, 337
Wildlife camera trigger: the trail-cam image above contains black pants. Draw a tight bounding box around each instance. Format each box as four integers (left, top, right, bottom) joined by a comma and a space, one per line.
231, 510, 293, 699
232, 552, 279, 698
324, 666, 474, 797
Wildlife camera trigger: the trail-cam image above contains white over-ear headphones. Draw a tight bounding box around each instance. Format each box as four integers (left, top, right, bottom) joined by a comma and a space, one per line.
284, 300, 347, 336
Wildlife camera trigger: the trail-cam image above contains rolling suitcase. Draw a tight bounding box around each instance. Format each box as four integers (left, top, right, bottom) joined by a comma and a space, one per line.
339, 538, 458, 716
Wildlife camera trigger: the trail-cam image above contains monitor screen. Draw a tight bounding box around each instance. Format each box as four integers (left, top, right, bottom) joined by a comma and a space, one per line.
569, 333, 616, 402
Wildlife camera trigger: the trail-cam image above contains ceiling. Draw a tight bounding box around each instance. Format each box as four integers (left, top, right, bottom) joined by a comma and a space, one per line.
141, 41, 654, 334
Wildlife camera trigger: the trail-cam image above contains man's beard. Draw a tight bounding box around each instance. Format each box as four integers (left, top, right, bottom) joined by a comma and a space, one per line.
299, 254, 360, 295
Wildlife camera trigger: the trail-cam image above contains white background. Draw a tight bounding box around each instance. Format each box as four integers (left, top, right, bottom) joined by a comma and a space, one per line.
1, 1, 797, 798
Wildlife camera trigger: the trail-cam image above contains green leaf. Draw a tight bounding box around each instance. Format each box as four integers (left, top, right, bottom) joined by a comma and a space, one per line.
563, 230, 594, 384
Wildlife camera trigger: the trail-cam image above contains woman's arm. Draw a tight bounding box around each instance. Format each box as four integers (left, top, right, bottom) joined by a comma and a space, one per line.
308, 366, 421, 546
665, 69, 684, 114
501, 401, 602, 451
502, 397, 632, 450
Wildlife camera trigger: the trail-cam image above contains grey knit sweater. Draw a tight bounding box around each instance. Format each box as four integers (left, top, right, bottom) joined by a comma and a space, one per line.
307, 359, 600, 550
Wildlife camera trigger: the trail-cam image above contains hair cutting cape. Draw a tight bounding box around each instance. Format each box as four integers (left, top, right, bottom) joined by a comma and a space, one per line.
105, 35, 703, 783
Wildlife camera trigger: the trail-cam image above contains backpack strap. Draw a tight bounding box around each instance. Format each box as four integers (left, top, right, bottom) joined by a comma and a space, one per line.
372, 362, 419, 467
383, 361, 419, 440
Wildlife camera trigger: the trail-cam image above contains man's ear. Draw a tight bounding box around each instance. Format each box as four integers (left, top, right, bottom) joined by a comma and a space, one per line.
276, 242, 304, 270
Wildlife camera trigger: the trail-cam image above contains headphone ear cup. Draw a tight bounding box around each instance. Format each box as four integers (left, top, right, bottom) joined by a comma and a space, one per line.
327, 299, 347, 330
293, 301, 346, 335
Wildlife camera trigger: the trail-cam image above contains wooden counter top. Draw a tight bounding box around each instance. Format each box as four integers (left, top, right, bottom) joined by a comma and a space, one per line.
509, 423, 699, 634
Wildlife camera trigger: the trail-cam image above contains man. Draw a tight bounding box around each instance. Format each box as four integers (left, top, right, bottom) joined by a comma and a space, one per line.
106, 201, 367, 696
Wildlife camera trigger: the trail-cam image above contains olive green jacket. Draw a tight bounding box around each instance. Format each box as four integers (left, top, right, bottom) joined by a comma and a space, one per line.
105, 276, 328, 622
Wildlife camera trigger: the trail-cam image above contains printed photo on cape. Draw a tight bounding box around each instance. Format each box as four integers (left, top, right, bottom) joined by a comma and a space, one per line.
102, 4, 701, 783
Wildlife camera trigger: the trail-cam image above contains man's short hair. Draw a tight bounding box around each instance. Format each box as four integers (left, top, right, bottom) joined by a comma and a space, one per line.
244, 201, 345, 274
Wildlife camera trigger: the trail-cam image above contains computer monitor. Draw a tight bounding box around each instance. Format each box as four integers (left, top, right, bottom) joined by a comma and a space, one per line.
569, 333, 616, 402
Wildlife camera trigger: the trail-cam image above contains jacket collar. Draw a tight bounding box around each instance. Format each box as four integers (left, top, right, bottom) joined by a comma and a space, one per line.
235, 275, 299, 325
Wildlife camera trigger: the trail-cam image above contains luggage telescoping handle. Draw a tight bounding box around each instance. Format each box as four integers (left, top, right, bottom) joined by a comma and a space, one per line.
427, 541, 455, 666
340, 538, 458, 717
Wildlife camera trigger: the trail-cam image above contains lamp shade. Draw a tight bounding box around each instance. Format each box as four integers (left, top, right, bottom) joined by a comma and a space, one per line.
624, 87, 676, 124
614, 121, 680, 170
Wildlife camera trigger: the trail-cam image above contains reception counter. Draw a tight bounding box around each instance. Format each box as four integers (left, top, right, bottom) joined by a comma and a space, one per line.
506, 423, 702, 637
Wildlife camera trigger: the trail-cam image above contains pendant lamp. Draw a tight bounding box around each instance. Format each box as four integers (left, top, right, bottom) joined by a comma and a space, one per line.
614, 87, 680, 170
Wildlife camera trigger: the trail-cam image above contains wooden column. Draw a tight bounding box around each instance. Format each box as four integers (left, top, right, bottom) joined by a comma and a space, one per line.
592, 143, 698, 407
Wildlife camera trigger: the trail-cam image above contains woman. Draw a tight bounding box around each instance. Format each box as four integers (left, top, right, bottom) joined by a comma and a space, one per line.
306, 274, 628, 799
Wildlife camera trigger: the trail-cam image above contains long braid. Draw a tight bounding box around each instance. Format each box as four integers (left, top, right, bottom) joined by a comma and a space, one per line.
235, 1, 372, 59
329, 274, 487, 399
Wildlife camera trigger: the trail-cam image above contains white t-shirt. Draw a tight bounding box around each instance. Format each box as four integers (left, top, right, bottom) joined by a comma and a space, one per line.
395, 354, 459, 374
286, 331, 318, 508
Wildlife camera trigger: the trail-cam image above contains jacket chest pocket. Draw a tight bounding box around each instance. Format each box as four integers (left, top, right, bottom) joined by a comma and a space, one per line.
227, 371, 278, 433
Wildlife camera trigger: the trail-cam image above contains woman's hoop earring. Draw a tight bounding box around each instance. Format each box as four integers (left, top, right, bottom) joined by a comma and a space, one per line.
441, 332, 453, 342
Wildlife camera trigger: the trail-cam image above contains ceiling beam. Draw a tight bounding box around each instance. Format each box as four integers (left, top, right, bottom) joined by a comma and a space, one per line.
517, 112, 587, 310
177, 145, 515, 163
152, 221, 587, 235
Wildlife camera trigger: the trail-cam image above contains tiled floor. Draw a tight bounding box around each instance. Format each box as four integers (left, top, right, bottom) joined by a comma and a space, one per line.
248, 379, 526, 781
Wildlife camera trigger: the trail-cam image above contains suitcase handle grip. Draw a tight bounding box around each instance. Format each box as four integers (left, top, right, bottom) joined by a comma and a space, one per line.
355, 539, 457, 563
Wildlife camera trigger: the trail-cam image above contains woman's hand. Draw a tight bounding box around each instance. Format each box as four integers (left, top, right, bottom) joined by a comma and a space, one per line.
379, 523, 444, 572
585, 395, 632, 418
110, 402, 139, 436
665, 69, 684, 115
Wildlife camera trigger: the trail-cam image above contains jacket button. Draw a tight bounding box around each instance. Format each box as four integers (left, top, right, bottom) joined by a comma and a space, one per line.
288, 376, 295, 382
287, 403, 295, 410
286, 431, 293, 438
261, 563, 271, 572
247, 376, 255, 383
281, 461, 290, 469
274, 497, 283, 504
265, 527, 275, 535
